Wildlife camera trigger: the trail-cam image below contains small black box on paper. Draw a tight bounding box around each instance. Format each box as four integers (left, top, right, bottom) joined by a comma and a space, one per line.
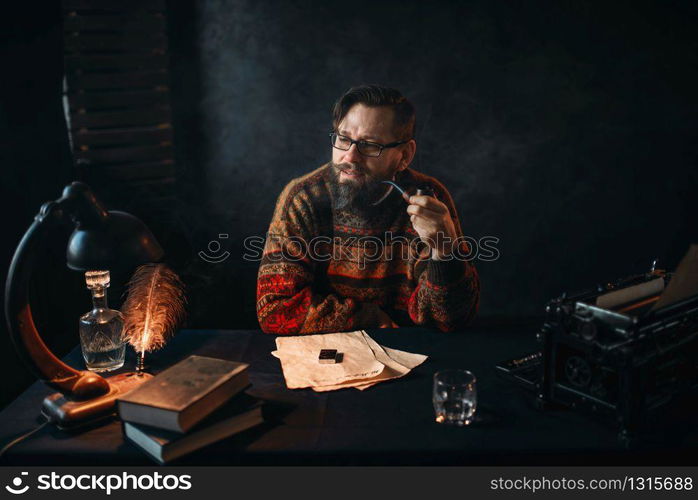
319, 349, 338, 364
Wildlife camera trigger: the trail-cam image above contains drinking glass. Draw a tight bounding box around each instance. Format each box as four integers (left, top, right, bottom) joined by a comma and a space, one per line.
433, 369, 477, 425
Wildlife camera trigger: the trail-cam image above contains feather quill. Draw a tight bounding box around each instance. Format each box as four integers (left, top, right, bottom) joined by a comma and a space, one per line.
121, 263, 186, 354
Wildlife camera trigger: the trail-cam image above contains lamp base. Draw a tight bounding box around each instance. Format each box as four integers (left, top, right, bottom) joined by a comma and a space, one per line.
42, 372, 153, 429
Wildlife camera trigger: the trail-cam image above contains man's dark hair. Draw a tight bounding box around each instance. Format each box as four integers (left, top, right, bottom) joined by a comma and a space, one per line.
332, 84, 416, 141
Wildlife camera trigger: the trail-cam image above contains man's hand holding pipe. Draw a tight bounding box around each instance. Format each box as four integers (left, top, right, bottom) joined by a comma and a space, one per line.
404, 192, 459, 261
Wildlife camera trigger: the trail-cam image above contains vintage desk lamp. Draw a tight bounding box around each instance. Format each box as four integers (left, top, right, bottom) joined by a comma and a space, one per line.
5, 182, 164, 428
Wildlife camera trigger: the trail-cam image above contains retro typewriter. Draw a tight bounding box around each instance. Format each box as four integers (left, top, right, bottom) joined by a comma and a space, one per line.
497, 247, 698, 443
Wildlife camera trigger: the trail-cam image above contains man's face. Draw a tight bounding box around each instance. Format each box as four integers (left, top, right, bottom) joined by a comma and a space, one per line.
329, 104, 409, 213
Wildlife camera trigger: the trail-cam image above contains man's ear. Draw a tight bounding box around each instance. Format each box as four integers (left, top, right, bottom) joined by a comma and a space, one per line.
398, 139, 417, 171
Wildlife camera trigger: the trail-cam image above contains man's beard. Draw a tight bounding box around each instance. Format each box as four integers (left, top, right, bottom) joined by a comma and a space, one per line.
328, 162, 395, 217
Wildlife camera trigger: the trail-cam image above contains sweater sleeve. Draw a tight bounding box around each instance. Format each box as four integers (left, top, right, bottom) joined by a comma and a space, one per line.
407, 182, 480, 332
256, 180, 385, 334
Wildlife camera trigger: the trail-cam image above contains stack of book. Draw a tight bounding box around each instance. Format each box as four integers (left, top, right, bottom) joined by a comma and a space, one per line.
117, 355, 263, 464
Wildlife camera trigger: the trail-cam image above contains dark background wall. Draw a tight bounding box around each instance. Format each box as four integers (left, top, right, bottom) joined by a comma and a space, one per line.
1, 0, 696, 407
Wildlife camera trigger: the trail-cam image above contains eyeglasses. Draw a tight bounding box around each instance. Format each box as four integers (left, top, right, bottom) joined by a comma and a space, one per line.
330, 132, 409, 157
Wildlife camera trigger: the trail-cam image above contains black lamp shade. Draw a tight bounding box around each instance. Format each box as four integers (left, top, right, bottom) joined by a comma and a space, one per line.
67, 210, 164, 273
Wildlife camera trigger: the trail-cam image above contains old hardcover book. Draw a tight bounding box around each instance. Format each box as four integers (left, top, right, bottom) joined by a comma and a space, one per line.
117, 355, 249, 433
124, 393, 263, 464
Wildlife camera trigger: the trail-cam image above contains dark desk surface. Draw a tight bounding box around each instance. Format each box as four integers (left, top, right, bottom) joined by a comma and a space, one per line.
0, 326, 696, 465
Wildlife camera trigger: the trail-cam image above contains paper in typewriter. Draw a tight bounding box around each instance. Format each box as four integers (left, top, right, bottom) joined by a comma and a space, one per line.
651, 244, 698, 311
596, 277, 664, 310
272, 330, 427, 391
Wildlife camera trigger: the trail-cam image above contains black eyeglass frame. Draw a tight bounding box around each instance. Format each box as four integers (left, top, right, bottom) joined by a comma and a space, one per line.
329, 132, 410, 157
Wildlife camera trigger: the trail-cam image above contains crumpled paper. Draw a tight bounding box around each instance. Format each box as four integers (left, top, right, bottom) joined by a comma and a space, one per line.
271, 330, 427, 391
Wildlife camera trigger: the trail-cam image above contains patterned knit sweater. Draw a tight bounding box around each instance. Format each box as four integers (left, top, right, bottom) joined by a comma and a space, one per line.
256, 163, 480, 334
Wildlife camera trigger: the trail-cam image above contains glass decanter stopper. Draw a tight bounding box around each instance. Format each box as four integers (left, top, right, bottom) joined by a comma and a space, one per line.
79, 270, 126, 372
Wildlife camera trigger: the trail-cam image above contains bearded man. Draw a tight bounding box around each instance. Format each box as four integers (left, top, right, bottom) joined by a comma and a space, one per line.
256, 85, 480, 334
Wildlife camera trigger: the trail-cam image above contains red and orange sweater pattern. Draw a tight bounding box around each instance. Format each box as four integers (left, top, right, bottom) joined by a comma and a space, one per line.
256, 164, 480, 334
